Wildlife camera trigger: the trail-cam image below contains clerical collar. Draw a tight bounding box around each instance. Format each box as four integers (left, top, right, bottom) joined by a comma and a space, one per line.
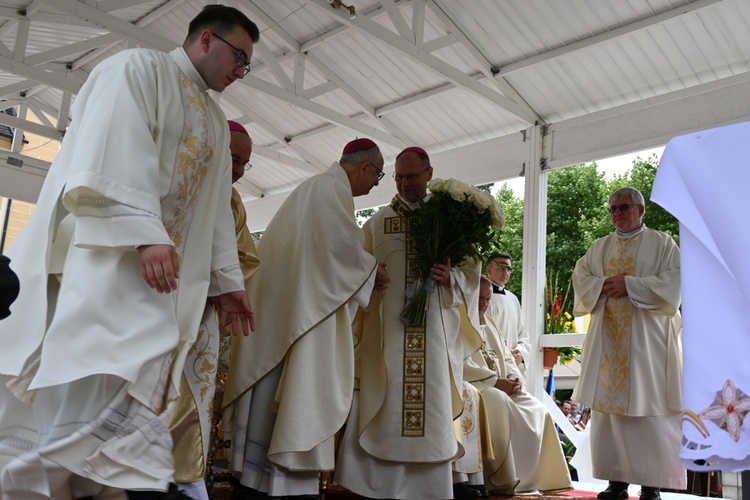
171, 47, 210, 91
491, 283, 506, 295
616, 223, 646, 238
397, 194, 429, 211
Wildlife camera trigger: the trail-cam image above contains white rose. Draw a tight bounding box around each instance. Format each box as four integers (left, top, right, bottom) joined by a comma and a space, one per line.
473, 191, 493, 211
491, 204, 505, 229
444, 179, 468, 202
428, 178, 445, 193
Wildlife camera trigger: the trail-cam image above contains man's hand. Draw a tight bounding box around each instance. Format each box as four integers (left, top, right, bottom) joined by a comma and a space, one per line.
511, 348, 524, 365
374, 262, 391, 291
495, 376, 522, 397
602, 273, 628, 298
138, 244, 180, 293
431, 258, 452, 287
211, 290, 255, 336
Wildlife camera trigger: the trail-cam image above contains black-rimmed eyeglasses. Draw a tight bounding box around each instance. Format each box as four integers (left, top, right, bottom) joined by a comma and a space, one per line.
608, 203, 638, 214
212, 32, 251, 76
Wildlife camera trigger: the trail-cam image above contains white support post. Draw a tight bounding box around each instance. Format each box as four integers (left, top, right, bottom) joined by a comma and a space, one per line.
520, 124, 548, 399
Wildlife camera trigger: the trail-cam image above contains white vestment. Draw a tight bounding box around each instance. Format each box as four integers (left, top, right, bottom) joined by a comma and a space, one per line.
335, 198, 482, 500
653, 122, 750, 471
465, 317, 571, 494
0, 47, 242, 499
222, 163, 377, 496
486, 287, 532, 375
572, 226, 686, 489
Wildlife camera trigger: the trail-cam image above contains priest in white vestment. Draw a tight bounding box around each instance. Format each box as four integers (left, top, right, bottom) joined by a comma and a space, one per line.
572, 187, 685, 500
653, 122, 750, 471
485, 253, 532, 376
171, 121, 260, 500
465, 277, 572, 494
222, 138, 386, 498
0, 7, 260, 499
335, 147, 483, 500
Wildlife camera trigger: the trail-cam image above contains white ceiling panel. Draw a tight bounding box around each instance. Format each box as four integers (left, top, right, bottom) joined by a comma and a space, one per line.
1, 0, 750, 228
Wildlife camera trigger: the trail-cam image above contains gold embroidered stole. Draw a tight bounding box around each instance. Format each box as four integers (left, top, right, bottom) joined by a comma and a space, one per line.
167, 74, 219, 478
386, 197, 427, 437
595, 233, 643, 414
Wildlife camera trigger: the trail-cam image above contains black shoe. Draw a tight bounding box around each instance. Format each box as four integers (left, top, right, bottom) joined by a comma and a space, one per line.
230, 480, 269, 500
466, 484, 490, 499
597, 481, 630, 500
639, 487, 661, 500
452, 482, 482, 500
126, 483, 193, 500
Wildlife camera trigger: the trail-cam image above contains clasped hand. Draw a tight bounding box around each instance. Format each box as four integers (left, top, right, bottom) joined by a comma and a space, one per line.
602, 273, 628, 298
495, 376, 522, 397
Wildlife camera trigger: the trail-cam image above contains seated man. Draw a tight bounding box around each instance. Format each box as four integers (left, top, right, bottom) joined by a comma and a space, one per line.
464, 277, 572, 494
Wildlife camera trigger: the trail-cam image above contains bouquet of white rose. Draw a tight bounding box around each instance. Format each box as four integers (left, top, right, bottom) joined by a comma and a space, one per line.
400, 178, 504, 326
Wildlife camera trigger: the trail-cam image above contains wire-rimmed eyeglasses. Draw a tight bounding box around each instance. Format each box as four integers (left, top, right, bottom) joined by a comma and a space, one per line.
232, 155, 252, 171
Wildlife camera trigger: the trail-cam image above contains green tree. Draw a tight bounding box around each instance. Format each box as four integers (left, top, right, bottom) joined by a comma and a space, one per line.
356, 207, 381, 227
488, 183, 525, 292
546, 164, 609, 293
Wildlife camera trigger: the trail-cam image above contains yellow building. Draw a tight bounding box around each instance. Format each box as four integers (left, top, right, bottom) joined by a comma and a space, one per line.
0, 108, 59, 253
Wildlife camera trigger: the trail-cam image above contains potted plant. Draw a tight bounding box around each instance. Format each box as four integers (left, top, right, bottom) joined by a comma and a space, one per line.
543, 272, 581, 367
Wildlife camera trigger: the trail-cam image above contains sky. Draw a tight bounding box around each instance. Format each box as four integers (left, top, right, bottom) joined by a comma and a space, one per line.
496, 146, 666, 197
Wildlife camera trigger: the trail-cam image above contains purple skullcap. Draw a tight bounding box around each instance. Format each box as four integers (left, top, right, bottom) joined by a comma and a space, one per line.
343, 138, 377, 155
397, 146, 429, 160
228, 120, 249, 136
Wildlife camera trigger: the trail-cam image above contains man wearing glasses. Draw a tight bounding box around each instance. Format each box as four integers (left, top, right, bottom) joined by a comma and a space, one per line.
0, 6, 258, 499
336, 146, 483, 500
223, 138, 388, 499
572, 187, 684, 500
485, 252, 532, 375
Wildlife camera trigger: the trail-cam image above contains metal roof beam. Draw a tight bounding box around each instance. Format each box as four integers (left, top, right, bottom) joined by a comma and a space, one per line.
240, 75, 409, 148
308, 0, 538, 125
0, 111, 61, 139
42, 0, 178, 51
25, 33, 124, 66
304, 51, 413, 143
429, 0, 542, 124
221, 92, 327, 173
495, 0, 724, 78
0, 79, 38, 98
382, 0, 413, 41
0, 54, 81, 94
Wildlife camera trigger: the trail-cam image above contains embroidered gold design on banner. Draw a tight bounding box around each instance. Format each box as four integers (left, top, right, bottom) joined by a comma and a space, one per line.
595, 234, 641, 414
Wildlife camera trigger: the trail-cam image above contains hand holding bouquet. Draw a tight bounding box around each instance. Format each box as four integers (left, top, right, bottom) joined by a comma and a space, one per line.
400, 178, 504, 326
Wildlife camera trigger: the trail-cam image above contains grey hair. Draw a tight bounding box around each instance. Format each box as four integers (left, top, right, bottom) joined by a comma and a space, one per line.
609, 187, 644, 206
340, 146, 381, 166
230, 130, 253, 147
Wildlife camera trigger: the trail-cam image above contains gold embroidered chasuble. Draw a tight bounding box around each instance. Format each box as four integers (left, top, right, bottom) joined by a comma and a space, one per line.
354, 197, 482, 464
572, 226, 682, 416
0, 47, 242, 494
